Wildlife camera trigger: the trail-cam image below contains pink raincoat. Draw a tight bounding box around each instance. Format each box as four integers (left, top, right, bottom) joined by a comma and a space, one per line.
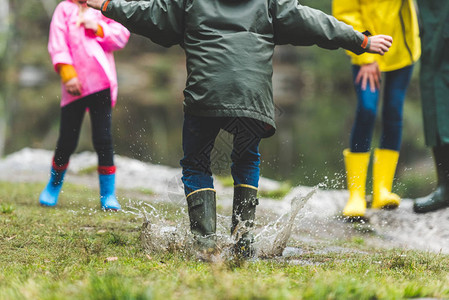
48, 0, 130, 107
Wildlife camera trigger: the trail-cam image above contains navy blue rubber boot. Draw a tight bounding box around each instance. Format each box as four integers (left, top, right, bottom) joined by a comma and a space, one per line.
99, 173, 121, 211
39, 167, 66, 207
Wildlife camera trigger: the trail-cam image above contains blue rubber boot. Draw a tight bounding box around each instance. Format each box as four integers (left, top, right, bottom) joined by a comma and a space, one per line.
39, 167, 66, 207
99, 173, 121, 211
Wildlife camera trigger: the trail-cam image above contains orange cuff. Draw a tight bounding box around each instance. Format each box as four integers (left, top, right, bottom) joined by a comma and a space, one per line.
101, 0, 111, 12
58, 64, 78, 83
96, 24, 104, 38
361, 35, 369, 49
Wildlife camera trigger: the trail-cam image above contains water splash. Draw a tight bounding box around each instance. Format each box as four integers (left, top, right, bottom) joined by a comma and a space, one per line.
138, 205, 236, 260
256, 188, 316, 258
135, 187, 315, 261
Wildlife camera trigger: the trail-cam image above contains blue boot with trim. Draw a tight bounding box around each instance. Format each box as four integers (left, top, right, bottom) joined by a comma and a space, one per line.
99, 166, 121, 211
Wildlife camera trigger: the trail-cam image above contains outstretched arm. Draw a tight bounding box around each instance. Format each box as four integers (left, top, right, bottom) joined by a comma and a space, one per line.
87, 0, 184, 48
272, 0, 391, 55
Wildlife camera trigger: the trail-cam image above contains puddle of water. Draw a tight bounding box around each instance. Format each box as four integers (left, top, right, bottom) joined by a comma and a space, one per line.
133, 188, 316, 260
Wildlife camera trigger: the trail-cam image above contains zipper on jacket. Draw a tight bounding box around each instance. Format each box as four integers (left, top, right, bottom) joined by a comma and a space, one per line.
399, 0, 414, 64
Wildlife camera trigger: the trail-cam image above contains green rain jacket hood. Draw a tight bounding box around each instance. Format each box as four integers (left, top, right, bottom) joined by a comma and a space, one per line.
102, 0, 368, 137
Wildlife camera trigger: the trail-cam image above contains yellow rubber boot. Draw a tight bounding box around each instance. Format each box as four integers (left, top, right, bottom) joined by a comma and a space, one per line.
343, 149, 370, 218
372, 148, 401, 209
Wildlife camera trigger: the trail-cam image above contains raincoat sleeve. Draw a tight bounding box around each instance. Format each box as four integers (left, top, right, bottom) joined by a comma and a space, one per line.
48, 4, 73, 72
96, 16, 131, 52
272, 0, 366, 55
332, 0, 376, 65
101, 0, 184, 47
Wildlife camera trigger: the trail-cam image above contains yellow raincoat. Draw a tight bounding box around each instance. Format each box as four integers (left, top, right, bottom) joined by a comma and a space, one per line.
333, 0, 420, 72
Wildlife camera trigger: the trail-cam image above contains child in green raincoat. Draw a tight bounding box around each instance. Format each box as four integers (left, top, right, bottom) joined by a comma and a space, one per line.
86, 0, 392, 257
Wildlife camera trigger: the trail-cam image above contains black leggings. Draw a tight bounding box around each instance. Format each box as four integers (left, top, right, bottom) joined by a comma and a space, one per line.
54, 89, 114, 167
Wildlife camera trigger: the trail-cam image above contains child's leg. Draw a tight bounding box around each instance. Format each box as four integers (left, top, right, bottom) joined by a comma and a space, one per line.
88, 89, 120, 210
371, 65, 413, 210
230, 135, 261, 188
342, 66, 379, 217
180, 114, 222, 251
54, 97, 88, 166
180, 114, 222, 195
88, 89, 114, 166
349, 65, 380, 153
380, 65, 414, 151
227, 118, 261, 258
40, 97, 87, 206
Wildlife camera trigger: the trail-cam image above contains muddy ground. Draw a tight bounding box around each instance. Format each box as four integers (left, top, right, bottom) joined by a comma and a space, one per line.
1, 148, 448, 255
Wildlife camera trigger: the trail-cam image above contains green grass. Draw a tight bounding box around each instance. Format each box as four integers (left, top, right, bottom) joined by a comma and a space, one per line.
216, 175, 234, 187
0, 202, 15, 214
78, 165, 98, 175
259, 182, 292, 200
136, 188, 155, 196
216, 176, 292, 200
1, 181, 449, 299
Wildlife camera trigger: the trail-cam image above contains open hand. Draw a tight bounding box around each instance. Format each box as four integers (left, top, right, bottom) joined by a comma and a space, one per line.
64, 77, 83, 96
86, 0, 103, 10
355, 62, 381, 92
367, 35, 393, 56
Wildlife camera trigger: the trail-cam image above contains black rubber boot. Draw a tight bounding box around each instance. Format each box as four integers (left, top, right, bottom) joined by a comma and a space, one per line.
187, 189, 217, 252
231, 186, 259, 258
414, 145, 449, 213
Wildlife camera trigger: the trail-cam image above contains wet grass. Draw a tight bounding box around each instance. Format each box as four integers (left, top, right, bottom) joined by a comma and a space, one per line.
216, 175, 235, 187
216, 175, 292, 200
1, 181, 449, 299
78, 165, 98, 175
259, 182, 292, 200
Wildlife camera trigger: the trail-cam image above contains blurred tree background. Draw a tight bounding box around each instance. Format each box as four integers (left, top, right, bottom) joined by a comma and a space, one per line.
0, 0, 435, 198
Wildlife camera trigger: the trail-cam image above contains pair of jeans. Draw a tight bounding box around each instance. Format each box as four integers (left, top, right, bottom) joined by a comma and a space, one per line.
180, 114, 263, 196
350, 65, 414, 153
54, 89, 114, 167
